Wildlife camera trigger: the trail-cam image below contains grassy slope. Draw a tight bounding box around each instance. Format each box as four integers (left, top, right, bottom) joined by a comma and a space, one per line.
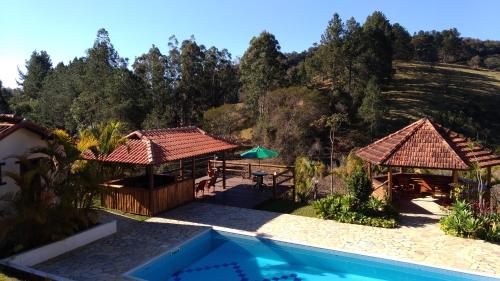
384, 61, 500, 146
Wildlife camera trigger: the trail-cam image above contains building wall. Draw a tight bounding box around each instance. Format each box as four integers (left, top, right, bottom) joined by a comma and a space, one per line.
0, 128, 47, 199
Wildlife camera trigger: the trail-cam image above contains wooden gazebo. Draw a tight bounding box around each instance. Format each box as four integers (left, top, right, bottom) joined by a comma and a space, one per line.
87, 127, 238, 216
356, 118, 500, 201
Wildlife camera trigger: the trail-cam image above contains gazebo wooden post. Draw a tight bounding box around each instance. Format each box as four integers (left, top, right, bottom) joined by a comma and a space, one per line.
222, 152, 227, 189
451, 170, 458, 184
387, 167, 393, 201
179, 160, 184, 180
147, 165, 154, 189
367, 162, 372, 182
191, 157, 196, 196
146, 165, 154, 216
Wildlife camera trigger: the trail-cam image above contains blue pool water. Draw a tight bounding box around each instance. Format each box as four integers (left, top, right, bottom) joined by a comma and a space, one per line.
127, 230, 498, 281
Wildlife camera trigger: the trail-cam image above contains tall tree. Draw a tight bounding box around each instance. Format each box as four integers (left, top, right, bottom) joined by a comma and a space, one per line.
71, 28, 117, 128
360, 12, 393, 83
343, 17, 363, 94
133, 45, 172, 128
0, 81, 11, 113
391, 23, 413, 60
240, 31, 285, 118
320, 13, 346, 90
412, 31, 438, 62
204, 47, 239, 105
178, 38, 206, 125
359, 77, 387, 138
17, 50, 53, 99
11, 51, 53, 116
312, 113, 348, 193
32, 62, 79, 131
440, 28, 462, 63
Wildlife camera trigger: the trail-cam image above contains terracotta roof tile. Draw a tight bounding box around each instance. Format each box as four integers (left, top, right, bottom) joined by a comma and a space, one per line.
86, 127, 238, 165
0, 114, 50, 140
356, 118, 500, 169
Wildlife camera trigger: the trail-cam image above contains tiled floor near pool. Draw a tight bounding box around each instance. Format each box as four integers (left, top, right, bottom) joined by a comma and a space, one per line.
36, 202, 500, 280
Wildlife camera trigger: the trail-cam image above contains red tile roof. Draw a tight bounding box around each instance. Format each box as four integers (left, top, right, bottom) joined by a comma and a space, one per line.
0, 114, 50, 141
86, 127, 238, 165
356, 118, 500, 170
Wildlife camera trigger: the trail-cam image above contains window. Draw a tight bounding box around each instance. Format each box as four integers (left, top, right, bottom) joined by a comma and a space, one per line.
0, 162, 5, 186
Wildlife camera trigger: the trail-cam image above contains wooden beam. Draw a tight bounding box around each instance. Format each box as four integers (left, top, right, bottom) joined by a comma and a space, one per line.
147, 165, 154, 216
192, 157, 196, 197
222, 152, 227, 189
387, 167, 393, 201
367, 162, 372, 182
272, 173, 277, 199
179, 160, 184, 180
147, 165, 154, 189
452, 170, 459, 184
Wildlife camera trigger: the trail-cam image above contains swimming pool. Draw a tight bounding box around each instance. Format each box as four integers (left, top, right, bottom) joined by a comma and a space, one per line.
126, 229, 498, 281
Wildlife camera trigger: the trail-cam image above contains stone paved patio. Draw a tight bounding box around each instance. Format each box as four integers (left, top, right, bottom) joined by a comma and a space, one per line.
36, 202, 500, 280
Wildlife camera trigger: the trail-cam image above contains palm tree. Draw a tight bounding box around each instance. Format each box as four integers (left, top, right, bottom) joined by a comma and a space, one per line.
75, 121, 127, 209
295, 157, 325, 202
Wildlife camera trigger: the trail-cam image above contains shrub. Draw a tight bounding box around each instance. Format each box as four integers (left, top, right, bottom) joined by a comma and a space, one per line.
312, 194, 398, 228
346, 168, 371, 207
440, 201, 500, 242
294, 157, 325, 202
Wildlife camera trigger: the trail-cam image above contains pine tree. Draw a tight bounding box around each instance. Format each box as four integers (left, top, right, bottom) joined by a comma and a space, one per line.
240, 31, 285, 118
359, 77, 387, 137
391, 23, 413, 60
361, 12, 393, 82
0, 81, 11, 113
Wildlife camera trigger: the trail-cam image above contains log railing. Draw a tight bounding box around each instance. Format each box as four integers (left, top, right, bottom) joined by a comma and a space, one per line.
208, 160, 295, 199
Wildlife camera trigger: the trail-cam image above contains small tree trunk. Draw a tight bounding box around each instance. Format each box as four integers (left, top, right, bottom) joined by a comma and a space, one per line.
330, 129, 335, 194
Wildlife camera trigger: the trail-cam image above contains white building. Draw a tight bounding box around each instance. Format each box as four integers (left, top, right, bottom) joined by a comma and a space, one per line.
0, 114, 49, 201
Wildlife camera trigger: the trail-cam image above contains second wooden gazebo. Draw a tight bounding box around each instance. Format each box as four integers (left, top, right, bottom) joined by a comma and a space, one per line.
86, 127, 238, 216
356, 118, 500, 201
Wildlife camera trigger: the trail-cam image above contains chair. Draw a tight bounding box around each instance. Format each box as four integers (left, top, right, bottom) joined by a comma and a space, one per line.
208, 169, 219, 190
195, 179, 209, 196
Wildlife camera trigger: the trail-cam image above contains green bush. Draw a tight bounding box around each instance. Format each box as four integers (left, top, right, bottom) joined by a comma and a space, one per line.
346, 168, 372, 207
440, 201, 500, 242
312, 194, 398, 228
0, 206, 97, 258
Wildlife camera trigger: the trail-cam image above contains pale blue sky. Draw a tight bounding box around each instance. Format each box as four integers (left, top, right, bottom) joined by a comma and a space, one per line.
1, 0, 499, 88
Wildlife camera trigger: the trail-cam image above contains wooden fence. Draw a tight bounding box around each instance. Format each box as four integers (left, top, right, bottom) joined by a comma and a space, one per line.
208, 160, 295, 199
102, 178, 194, 216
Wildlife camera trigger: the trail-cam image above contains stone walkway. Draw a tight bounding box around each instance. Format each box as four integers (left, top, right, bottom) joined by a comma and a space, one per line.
36, 202, 500, 280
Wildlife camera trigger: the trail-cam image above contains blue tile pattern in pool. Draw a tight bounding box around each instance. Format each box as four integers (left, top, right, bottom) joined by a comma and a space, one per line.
127, 230, 499, 281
